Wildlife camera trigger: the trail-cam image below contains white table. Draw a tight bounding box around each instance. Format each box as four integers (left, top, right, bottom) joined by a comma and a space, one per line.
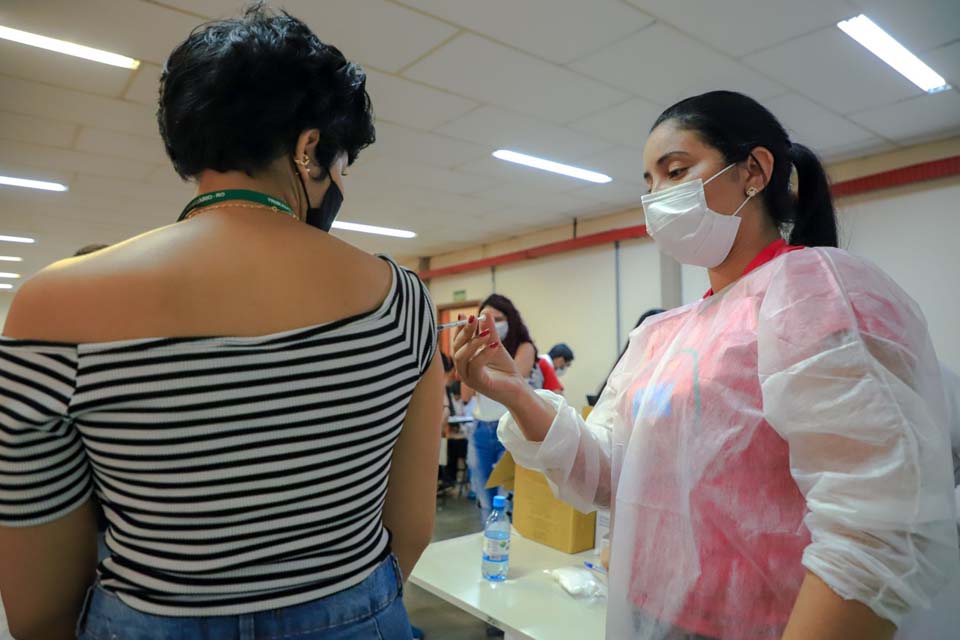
410, 530, 607, 640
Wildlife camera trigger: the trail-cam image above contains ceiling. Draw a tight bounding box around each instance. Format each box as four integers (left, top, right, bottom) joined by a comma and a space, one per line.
0, 0, 958, 289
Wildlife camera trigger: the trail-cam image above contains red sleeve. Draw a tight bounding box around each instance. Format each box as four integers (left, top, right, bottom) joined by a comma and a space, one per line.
539, 358, 564, 392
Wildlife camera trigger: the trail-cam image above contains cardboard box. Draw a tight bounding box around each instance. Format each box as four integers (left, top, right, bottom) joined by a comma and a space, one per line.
487, 452, 596, 554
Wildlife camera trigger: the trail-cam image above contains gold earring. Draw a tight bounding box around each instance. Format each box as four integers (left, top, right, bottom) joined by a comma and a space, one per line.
746, 186, 758, 197
294, 155, 311, 168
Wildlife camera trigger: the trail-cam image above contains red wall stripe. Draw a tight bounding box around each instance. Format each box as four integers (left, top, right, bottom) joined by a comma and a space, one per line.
420, 155, 960, 280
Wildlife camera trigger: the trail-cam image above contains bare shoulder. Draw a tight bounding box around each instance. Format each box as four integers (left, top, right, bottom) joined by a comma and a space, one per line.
2, 225, 179, 341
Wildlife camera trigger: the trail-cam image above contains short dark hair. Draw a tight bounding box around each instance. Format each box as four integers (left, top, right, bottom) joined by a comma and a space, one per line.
653, 91, 837, 248
74, 244, 109, 257
158, 3, 375, 180
549, 343, 574, 363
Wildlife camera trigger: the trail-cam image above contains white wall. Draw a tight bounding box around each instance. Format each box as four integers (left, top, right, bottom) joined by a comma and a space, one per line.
430, 269, 494, 307
429, 239, 663, 408
681, 263, 712, 306
842, 180, 960, 369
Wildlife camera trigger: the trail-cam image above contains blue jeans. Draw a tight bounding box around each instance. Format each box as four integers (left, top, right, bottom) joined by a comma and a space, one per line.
469, 419, 506, 523
76, 555, 412, 640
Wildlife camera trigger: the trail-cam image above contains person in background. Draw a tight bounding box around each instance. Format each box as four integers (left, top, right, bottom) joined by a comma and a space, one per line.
461, 294, 537, 523
454, 90, 957, 639
0, 6, 441, 640
439, 353, 468, 487
590, 309, 664, 406
537, 343, 574, 394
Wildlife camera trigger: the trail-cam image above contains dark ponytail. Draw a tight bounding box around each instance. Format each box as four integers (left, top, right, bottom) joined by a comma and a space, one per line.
787, 142, 838, 247
652, 91, 839, 248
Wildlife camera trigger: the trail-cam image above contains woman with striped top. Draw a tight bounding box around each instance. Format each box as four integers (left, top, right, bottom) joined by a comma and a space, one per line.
0, 6, 441, 640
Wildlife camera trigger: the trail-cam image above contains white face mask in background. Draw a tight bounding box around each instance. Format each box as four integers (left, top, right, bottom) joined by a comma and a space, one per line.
640, 163, 754, 268
494, 321, 509, 341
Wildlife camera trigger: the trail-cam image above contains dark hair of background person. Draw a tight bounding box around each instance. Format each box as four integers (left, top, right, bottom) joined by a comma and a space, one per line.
158, 2, 375, 182
441, 352, 454, 373
653, 90, 838, 248
74, 244, 110, 257
479, 294, 537, 359
549, 343, 574, 363
591, 308, 665, 404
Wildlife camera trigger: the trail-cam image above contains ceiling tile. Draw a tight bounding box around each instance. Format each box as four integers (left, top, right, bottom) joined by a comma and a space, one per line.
0, 160, 73, 187
849, 0, 960, 52
625, 0, 858, 57
762, 94, 881, 153
0, 140, 154, 181
456, 155, 602, 194
0, 0, 203, 65
365, 70, 477, 131
369, 121, 490, 169
349, 157, 494, 196
470, 182, 600, 212
849, 89, 960, 144
150, 0, 247, 19
569, 181, 649, 207
282, 0, 458, 73
74, 128, 169, 164
437, 106, 611, 161
0, 76, 156, 136
567, 98, 664, 148
570, 24, 786, 105
570, 146, 647, 186
742, 27, 921, 114
0, 40, 132, 97
125, 63, 162, 105
0, 111, 77, 148
394, 0, 654, 64
925, 41, 960, 89
69, 174, 192, 207
818, 138, 896, 161
405, 33, 629, 123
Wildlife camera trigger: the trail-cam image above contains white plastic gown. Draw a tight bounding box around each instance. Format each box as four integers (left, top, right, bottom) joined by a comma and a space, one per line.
500, 247, 958, 640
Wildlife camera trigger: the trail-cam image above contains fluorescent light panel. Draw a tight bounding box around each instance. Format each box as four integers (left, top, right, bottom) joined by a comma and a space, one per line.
0, 25, 139, 69
837, 15, 949, 93
492, 150, 612, 183
331, 221, 417, 239
0, 235, 36, 244
0, 176, 68, 192
0, 256, 22, 262
0, 284, 12, 290
0, 272, 19, 279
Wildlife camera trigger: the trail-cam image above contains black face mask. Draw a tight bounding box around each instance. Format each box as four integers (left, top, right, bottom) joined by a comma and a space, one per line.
296, 163, 343, 232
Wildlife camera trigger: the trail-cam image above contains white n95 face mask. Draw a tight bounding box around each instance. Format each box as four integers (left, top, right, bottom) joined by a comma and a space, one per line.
641, 164, 753, 268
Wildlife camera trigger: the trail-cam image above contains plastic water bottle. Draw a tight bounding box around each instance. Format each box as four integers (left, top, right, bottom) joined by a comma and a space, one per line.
482, 495, 510, 581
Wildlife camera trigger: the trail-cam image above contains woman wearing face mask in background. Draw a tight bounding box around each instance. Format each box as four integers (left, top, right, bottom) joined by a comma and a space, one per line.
0, 7, 442, 639
460, 294, 538, 523
454, 91, 957, 640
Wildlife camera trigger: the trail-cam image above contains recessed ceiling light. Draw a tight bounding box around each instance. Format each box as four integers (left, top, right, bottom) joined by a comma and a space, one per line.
0, 272, 20, 279
0, 176, 68, 192
0, 235, 36, 244
0, 25, 140, 69
0, 284, 12, 290
332, 221, 417, 239
492, 149, 612, 183
0, 256, 22, 262
838, 15, 950, 93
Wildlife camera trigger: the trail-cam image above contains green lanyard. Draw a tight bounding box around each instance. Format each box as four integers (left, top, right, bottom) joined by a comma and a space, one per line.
178, 189, 295, 222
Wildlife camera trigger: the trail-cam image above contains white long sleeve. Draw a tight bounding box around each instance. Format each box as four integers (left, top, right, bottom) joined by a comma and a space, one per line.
498, 389, 615, 514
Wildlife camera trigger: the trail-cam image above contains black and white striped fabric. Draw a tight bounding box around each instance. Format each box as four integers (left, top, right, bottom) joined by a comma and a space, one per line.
0, 256, 436, 616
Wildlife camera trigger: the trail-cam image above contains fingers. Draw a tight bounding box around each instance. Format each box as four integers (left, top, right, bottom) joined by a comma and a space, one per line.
453, 322, 492, 375
461, 338, 502, 381
451, 313, 478, 354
